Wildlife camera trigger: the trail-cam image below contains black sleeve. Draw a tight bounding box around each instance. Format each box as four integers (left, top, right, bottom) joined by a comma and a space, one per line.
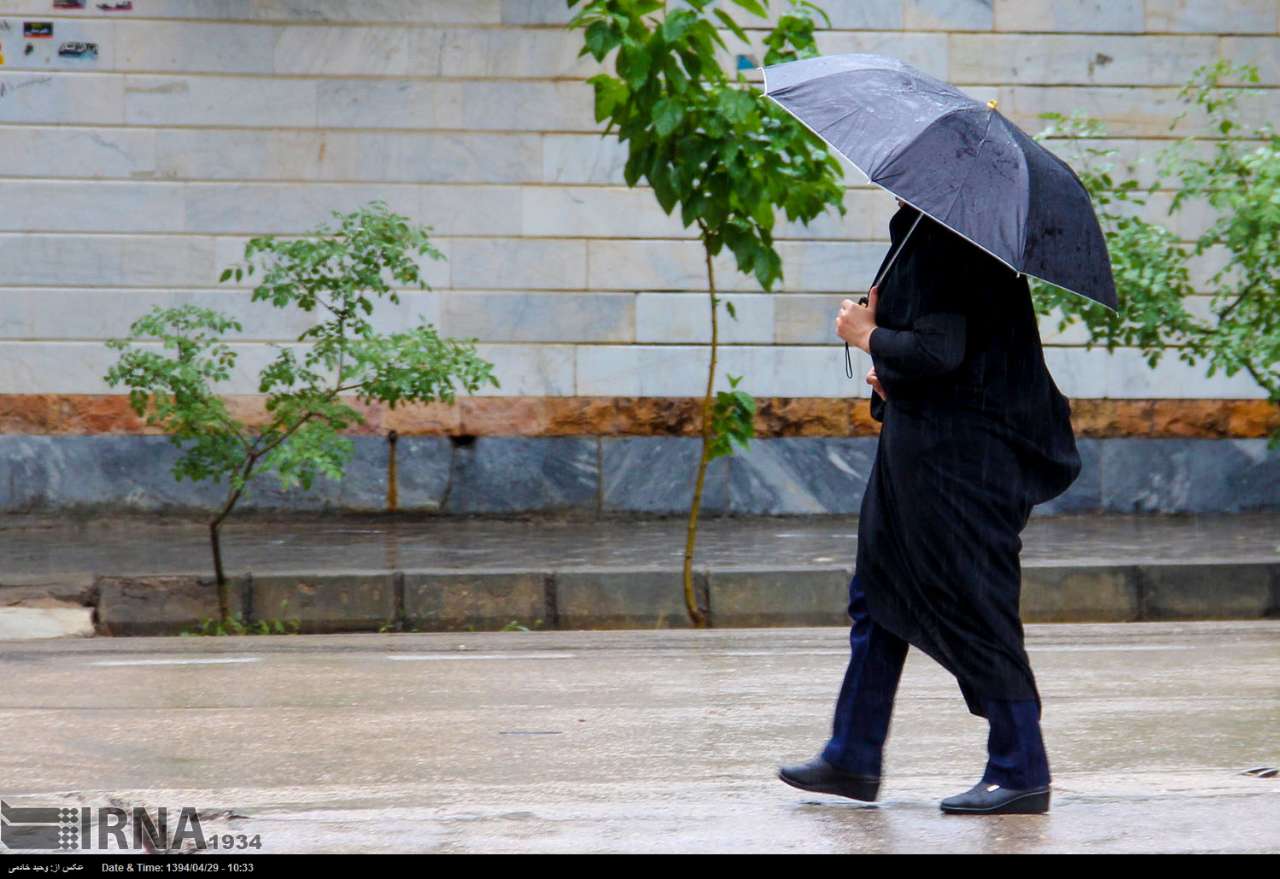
868, 313, 967, 382
869, 387, 885, 423
867, 233, 968, 386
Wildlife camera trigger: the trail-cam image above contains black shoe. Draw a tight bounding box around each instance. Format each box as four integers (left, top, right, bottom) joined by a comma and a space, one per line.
777, 756, 881, 802
939, 781, 1051, 814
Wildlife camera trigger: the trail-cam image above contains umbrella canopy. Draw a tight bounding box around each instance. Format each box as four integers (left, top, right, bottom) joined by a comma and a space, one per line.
762, 53, 1117, 311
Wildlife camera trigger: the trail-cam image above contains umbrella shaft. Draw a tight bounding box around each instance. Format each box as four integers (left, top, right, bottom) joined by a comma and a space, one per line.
872, 210, 924, 291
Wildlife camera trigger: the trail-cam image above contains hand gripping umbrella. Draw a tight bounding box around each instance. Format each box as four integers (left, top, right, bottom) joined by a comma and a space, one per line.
759, 53, 1118, 377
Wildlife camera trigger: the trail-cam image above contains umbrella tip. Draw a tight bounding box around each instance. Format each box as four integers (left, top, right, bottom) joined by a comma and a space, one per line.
987, 98, 999, 111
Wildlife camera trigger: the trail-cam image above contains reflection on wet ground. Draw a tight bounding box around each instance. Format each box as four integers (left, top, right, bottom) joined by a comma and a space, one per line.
0, 511, 1277, 577
1, 623, 1276, 853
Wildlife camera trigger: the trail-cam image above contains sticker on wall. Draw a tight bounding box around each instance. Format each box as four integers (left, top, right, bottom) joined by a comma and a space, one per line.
24, 42, 34, 55
0, 43, 5, 66
58, 40, 97, 58
23, 22, 53, 39
54, 1, 87, 9
97, 1, 133, 10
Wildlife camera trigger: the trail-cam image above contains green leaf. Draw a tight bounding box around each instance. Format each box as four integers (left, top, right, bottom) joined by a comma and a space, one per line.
717, 87, 755, 124
618, 41, 653, 89
653, 97, 686, 137
590, 74, 629, 121
712, 7, 750, 44
662, 9, 695, 43
585, 20, 621, 61
729, 0, 769, 19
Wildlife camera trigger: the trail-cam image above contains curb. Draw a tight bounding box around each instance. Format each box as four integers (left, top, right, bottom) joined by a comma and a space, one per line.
62, 561, 1280, 636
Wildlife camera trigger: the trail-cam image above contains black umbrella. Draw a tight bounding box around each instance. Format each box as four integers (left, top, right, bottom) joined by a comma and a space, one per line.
761, 53, 1118, 316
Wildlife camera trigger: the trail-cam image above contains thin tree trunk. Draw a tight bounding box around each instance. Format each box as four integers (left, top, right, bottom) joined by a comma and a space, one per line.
682, 241, 717, 628
209, 519, 228, 624
208, 456, 252, 627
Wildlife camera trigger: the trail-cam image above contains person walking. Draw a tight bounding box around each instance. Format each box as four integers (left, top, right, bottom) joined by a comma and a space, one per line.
777, 198, 1083, 815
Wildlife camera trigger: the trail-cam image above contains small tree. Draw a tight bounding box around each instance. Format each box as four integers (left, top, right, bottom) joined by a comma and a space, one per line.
1034, 61, 1279, 448
105, 202, 499, 625
567, 0, 846, 625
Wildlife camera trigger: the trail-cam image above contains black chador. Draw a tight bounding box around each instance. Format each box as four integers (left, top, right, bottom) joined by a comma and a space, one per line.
859, 202, 1082, 718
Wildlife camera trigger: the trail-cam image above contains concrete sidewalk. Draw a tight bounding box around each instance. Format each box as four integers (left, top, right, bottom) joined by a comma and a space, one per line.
0, 623, 1276, 853
1, 512, 1278, 636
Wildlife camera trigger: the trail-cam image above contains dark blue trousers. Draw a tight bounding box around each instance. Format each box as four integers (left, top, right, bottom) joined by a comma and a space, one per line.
821, 573, 1051, 789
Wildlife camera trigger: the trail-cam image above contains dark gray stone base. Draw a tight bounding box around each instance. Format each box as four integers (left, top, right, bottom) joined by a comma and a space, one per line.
89, 561, 1280, 635
2, 435, 1279, 516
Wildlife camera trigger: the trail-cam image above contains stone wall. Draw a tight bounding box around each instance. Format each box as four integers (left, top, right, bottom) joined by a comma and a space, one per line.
1, 0, 1278, 514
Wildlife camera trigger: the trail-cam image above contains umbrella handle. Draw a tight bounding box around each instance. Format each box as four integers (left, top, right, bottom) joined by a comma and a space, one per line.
845, 209, 924, 379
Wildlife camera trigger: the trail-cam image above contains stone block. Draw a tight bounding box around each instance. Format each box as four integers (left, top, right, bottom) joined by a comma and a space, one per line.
561, 345, 685, 396
120, 22, 277, 74
708, 567, 851, 627
469, 344, 577, 396
600, 437, 730, 514
450, 239, 587, 290
442, 291, 634, 343
774, 294, 851, 345
97, 574, 248, 636
541, 134, 628, 185
635, 293, 773, 344
428, 27, 595, 79
500, 0, 575, 25
0, 234, 217, 288
728, 438, 877, 514
0, 72, 123, 125
0, 127, 155, 179
996, 85, 1277, 138
276, 26, 412, 77
587, 240, 887, 293
714, 345, 865, 398
904, 0, 994, 31
442, 436, 598, 514
460, 81, 597, 132
555, 568, 703, 629
1095, 438, 1280, 515
182, 182, 419, 235
994, 0, 1145, 33
126, 75, 318, 127
803, 0, 903, 29
1138, 563, 1273, 620
1221, 37, 1280, 83
521, 187, 687, 238
1020, 565, 1140, 622
404, 570, 548, 631
0, 181, 187, 234
251, 573, 397, 632
949, 34, 1216, 85
1145, 0, 1276, 33
317, 80, 462, 129
394, 437, 455, 511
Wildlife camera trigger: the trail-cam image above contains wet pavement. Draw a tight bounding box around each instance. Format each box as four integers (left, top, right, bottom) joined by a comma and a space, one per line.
2, 511, 1279, 579
0, 622, 1276, 853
